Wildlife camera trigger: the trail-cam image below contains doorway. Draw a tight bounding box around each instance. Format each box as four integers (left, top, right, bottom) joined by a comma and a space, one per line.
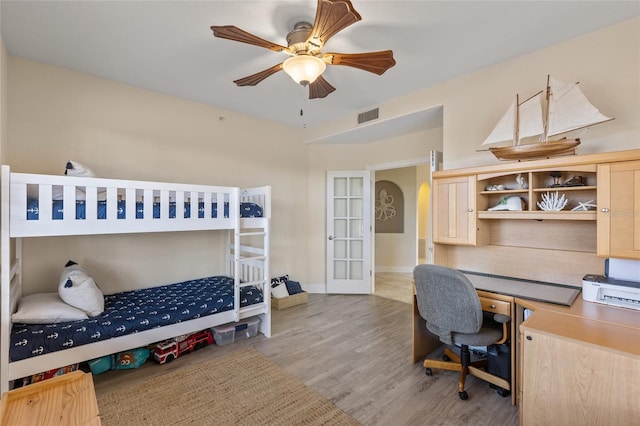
372, 158, 435, 304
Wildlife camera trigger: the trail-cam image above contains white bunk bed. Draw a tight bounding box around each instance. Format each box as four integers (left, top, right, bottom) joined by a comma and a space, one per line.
0, 165, 270, 393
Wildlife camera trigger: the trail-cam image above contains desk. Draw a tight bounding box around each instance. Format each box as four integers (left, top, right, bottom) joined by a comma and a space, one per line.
517, 297, 640, 425
413, 273, 590, 407
0, 371, 100, 425
413, 271, 640, 419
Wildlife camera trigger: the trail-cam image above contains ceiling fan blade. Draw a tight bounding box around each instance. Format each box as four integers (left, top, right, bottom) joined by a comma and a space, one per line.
308, 75, 336, 99
323, 50, 396, 75
306, 0, 361, 50
233, 64, 284, 86
211, 25, 290, 53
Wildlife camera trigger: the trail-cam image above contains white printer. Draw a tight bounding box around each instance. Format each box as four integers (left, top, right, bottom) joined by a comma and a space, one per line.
582, 258, 640, 311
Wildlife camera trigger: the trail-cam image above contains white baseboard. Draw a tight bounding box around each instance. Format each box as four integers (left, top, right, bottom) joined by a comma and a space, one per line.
304, 283, 327, 294
375, 266, 414, 273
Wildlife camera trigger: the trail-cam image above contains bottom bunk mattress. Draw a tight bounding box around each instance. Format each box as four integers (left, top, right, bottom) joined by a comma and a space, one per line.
10, 276, 263, 362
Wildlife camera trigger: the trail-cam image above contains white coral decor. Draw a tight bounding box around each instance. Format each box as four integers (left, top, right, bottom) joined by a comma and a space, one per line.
537, 191, 568, 211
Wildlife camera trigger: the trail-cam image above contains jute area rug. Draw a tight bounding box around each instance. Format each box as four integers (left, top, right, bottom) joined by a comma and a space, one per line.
98, 347, 360, 425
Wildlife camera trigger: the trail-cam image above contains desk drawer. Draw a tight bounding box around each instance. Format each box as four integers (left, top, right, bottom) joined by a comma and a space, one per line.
480, 297, 510, 316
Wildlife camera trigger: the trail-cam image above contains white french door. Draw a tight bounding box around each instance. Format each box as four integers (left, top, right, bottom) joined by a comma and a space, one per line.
326, 171, 372, 294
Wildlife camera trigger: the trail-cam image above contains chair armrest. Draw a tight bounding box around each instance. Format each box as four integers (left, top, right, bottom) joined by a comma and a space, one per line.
493, 313, 510, 324
493, 313, 510, 345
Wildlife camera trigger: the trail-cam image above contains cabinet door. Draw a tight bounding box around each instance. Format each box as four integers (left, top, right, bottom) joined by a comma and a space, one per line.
521, 330, 640, 425
432, 175, 479, 245
597, 160, 640, 259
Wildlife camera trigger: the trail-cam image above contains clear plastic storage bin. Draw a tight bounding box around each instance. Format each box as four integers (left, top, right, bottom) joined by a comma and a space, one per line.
212, 317, 260, 346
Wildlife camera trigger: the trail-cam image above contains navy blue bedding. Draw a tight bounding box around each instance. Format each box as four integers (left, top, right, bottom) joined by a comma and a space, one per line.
25, 200, 263, 220
10, 276, 263, 362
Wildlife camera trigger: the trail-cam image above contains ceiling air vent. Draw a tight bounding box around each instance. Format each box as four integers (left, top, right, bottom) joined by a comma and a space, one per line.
357, 108, 379, 125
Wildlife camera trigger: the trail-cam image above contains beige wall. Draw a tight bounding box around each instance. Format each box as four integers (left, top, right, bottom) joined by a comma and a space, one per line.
304, 17, 640, 170
0, 36, 6, 164
374, 167, 417, 272
7, 57, 308, 294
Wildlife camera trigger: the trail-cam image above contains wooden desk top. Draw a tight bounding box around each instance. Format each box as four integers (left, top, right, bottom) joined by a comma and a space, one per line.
518, 296, 640, 357
520, 309, 640, 357
518, 296, 640, 331
0, 371, 100, 426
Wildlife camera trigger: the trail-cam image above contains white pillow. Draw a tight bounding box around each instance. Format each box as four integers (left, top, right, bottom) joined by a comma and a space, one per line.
27, 161, 98, 200
12, 293, 88, 324
58, 261, 104, 317
271, 282, 289, 299
65, 160, 96, 177
55, 161, 97, 200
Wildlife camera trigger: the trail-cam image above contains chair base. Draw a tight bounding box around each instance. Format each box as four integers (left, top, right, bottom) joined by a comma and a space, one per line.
423, 346, 510, 400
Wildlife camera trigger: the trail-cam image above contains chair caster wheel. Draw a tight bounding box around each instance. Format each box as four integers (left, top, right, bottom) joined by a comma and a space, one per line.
497, 388, 510, 397
442, 354, 451, 362
425, 368, 433, 376
458, 391, 468, 400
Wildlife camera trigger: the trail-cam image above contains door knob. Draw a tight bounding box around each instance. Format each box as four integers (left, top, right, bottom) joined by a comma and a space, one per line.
328, 236, 333, 240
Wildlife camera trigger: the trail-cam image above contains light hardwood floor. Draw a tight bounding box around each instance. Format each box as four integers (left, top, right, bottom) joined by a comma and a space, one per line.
92, 291, 518, 425
374, 271, 413, 304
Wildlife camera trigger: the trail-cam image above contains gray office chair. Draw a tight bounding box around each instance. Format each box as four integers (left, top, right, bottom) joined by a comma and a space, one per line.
413, 264, 510, 400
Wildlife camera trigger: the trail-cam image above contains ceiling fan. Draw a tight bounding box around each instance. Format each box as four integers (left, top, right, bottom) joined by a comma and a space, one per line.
210, 0, 396, 99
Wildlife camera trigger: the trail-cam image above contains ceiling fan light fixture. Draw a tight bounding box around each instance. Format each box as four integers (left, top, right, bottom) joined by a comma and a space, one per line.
283, 55, 326, 86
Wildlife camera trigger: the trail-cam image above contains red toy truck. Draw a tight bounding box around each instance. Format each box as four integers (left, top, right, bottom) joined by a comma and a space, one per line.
153, 329, 213, 364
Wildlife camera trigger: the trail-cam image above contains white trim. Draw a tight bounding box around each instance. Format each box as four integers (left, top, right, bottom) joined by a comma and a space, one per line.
366, 156, 432, 172
375, 266, 414, 273
305, 282, 327, 294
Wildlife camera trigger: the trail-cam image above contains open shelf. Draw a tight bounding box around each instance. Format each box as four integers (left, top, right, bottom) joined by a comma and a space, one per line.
478, 210, 596, 220
478, 169, 597, 219
532, 185, 597, 193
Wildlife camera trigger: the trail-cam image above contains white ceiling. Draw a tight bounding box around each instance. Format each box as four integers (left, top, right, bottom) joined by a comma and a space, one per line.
1, 1, 639, 138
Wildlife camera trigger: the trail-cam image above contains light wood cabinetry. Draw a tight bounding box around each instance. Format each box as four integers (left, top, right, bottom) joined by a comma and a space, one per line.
432, 175, 487, 245
520, 310, 640, 425
479, 296, 510, 316
432, 150, 640, 273
477, 166, 597, 220
597, 160, 640, 259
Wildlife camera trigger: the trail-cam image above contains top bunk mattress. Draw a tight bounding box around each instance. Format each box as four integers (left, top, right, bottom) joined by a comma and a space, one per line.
10, 275, 263, 362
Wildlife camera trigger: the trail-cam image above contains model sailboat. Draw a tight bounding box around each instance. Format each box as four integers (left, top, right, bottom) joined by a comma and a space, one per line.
481, 76, 613, 161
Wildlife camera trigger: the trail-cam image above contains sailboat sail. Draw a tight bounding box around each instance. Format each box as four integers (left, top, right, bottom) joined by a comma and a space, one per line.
518, 92, 544, 141
482, 92, 543, 146
546, 78, 612, 138
482, 99, 517, 146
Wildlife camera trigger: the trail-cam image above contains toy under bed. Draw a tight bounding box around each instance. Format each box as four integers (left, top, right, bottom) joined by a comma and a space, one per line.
10, 275, 264, 362
26, 200, 263, 220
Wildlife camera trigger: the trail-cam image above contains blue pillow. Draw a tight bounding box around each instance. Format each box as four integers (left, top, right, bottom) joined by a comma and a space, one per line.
271, 275, 289, 288
285, 280, 303, 295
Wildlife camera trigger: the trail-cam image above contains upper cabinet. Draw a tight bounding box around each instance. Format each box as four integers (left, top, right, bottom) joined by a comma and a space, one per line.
432, 175, 488, 246
597, 160, 640, 260
476, 166, 597, 220
432, 149, 640, 252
